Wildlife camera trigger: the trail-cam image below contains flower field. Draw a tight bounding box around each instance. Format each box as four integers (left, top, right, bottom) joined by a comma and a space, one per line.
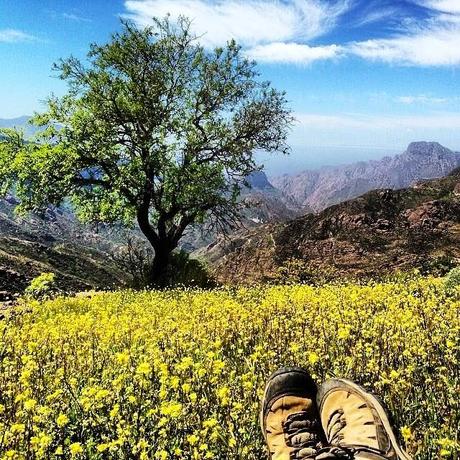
0, 276, 459, 459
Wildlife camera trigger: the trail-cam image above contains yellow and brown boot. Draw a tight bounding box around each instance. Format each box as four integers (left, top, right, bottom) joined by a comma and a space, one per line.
316, 379, 412, 460
260, 367, 326, 459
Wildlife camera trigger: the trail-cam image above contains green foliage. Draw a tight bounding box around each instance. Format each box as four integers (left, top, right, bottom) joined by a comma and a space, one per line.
445, 266, 460, 293
24, 272, 56, 300
0, 129, 26, 199
419, 255, 457, 277
166, 251, 215, 288
0, 17, 292, 284
274, 258, 340, 285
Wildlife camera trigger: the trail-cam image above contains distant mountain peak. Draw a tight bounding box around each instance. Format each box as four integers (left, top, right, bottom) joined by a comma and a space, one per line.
405, 141, 452, 157
246, 171, 275, 190
0, 115, 37, 137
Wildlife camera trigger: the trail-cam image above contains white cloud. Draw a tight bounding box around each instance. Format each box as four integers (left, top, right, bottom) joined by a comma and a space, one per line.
62, 13, 92, 23
122, 0, 460, 67
124, 0, 349, 48
245, 42, 342, 65
0, 29, 37, 43
295, 111, 460, 130
289, 111, 460, 150
421, 0, 460, 14
349, 26, 460, 66
349, 1, 460, 65
353, 7, 399, 27
397, 95, 450, 104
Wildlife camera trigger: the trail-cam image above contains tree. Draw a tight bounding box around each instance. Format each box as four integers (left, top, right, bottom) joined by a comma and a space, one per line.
0, 17, 293, 286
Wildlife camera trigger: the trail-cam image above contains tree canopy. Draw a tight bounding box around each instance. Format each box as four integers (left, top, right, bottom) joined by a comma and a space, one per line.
0, 17, 293, 285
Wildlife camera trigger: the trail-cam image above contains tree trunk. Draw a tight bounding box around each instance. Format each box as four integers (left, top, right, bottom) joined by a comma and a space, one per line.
136, 206, 187, 288
149, 244, 173, 288
136, 207, 175, 288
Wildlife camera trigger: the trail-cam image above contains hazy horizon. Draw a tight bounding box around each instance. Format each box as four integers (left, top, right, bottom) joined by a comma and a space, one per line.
261, 145, 401, 176
1, 115, 456, 176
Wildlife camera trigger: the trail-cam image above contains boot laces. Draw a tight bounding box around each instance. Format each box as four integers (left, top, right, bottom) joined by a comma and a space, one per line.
327, 409, 347, 445
318, 407, 390, 459
314, 409, 355, 459
282, 411, 323, 459
315, 446, 355, 460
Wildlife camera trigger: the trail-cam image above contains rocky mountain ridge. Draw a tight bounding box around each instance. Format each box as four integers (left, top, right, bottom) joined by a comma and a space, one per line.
2, 113, 460, 289
271, 142, 460, 212
201, 167, 460, 284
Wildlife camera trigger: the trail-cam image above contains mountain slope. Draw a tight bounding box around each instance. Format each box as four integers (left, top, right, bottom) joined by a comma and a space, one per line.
0, 116, 31, 128
0, 169, 296, 294
0, 171, 297, 293
272, 142, 460, 212
202, 168, 460, 284
0, 196, 129, 296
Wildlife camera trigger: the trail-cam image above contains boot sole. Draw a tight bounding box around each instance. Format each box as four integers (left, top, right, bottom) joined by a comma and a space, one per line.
317, 379, 412, 460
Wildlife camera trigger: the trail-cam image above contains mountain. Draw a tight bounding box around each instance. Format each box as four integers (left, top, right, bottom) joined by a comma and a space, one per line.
241, 171, 302, 218
200, 168, 460, 284
0, 116, 38, 137
0, 170, 298, 294
2, 132, 459, 288
0, 116, 31, 128
0, 118, 298, 254
271, 142, 460, 212
0, 195, 129, 297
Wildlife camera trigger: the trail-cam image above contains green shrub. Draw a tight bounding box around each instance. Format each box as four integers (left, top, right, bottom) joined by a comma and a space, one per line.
445, 266, 460, 293
115, 238, 215, 289
419, 255, 457, 277
166, 250, 215, 288
274, 258, 339, 285
24, 272, 56, 300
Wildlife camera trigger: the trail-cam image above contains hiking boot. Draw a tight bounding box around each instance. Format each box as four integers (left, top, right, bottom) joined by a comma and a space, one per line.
316, 379, 412, 460
260, 367, 326, 459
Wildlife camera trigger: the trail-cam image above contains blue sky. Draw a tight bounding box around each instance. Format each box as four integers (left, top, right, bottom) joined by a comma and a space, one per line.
2, 0, 460, 172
